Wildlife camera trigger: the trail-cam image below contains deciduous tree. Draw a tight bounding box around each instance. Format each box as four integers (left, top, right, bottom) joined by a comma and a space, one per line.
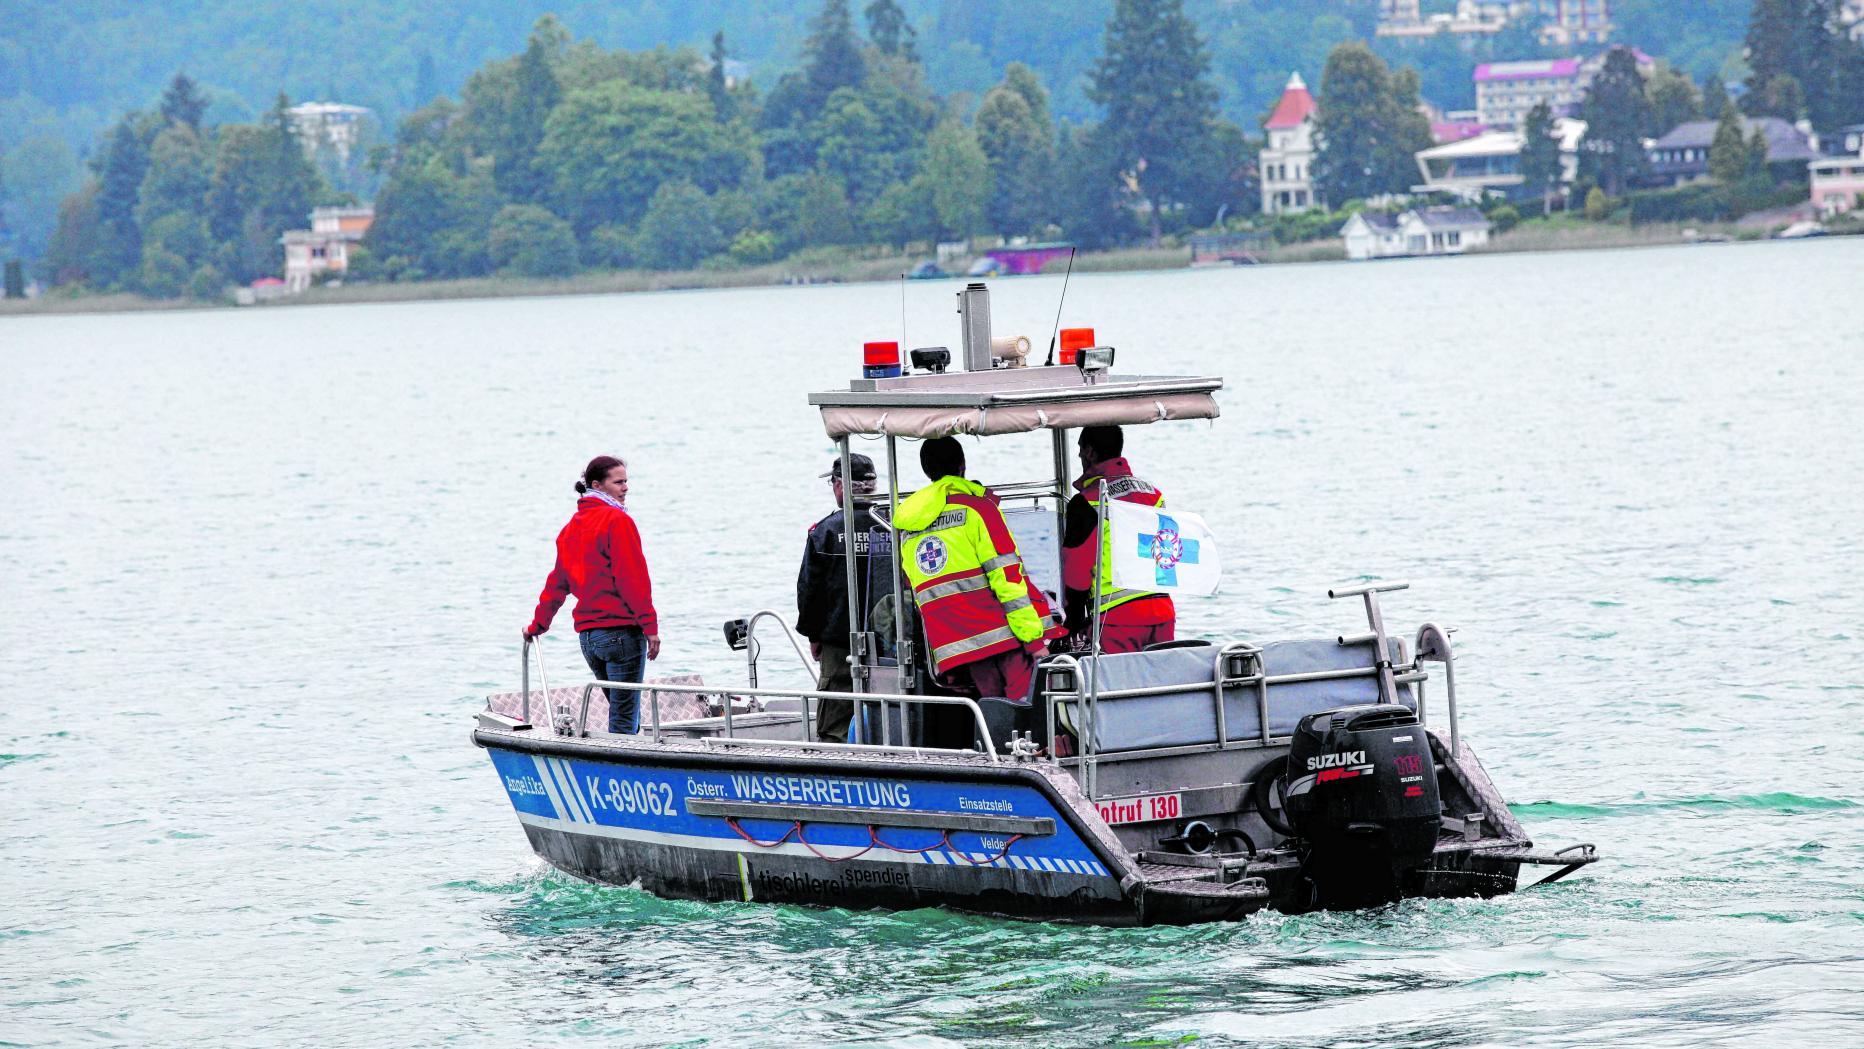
1086, 0, 1220, 245
632, 181, 723, 270
488, 202, 578, 276
1314, 43, 1430, 205
975, 64, 1056, 236
923, 120, 990, 240
540, 82, 753, 232
1748, 73, 1806, 121
1643, 64, 1702, 136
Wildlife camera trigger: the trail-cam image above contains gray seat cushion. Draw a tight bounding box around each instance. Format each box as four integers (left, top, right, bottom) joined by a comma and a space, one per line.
1059, 637, 1414, 752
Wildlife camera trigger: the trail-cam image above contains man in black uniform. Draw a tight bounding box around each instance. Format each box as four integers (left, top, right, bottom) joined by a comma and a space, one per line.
795, 453, 895, 742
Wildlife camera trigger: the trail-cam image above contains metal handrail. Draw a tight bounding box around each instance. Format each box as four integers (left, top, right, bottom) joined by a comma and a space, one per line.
520, 638, 550, 726
576, 679, 1001, 761
1413, 622, 1460, 754
743, 609, 815, 672
740, 608, 818, 741
1040, 646, 1431, 769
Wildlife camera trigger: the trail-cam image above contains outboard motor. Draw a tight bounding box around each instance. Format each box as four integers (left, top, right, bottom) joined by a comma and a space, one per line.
1283, 704, 1440, 907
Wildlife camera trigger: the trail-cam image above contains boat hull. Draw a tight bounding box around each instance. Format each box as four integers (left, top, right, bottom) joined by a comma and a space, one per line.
476, 728, 1567, 925
481, 732, 1155, 924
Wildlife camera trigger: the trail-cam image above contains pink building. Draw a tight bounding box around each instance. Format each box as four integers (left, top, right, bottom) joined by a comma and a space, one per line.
1809, 127, 1864, 216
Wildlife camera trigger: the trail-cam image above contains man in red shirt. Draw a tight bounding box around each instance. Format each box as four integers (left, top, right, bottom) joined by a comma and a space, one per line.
1060, 426, 1176, 653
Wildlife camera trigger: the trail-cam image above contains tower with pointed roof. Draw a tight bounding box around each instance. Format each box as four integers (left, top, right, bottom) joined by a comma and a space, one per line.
1260, 72, 1322, 215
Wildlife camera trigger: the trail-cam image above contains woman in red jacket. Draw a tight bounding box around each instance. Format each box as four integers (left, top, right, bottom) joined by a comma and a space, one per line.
524, 455, 660, 733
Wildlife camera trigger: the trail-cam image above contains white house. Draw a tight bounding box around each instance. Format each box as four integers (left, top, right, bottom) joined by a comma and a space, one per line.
1341, 207, 1492, 260
1413, 117, 1587, 201
1260, 72, 1321, 215
1341, 212, 1404, 260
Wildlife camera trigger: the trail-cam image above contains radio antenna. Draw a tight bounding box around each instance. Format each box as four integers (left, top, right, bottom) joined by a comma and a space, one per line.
900, 270, 909, 352
1043, 246, 1078, 367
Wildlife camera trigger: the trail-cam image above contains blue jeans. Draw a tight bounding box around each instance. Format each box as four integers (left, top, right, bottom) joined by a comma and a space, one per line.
580, 626, 646, 734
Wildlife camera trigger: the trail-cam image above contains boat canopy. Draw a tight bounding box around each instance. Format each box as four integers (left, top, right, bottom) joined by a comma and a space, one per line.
810, 365, 1223, 439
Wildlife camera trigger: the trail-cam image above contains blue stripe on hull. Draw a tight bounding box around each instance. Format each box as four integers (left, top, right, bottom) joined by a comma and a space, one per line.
487, 746, 1115, 882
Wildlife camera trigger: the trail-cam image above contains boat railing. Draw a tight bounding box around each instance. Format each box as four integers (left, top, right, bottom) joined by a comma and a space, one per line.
520, 637, 551, 727
1412, 622, 1460, 754
573, 679, 1002, 762
1037, 630, 1456, 796
735, 608, 819, 738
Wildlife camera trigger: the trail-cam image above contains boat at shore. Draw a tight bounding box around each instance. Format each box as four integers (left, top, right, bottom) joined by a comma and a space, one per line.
473, 283, 1597, 925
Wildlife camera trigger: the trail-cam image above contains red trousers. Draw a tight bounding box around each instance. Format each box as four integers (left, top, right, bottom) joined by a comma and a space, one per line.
939, 641, 1043, 704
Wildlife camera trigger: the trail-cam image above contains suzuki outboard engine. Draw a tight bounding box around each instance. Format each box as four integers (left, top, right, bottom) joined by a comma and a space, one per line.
1283, 704, 1440, 908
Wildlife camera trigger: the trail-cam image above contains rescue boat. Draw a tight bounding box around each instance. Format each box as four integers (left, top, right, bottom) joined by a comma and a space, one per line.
472, 283, 1597, 924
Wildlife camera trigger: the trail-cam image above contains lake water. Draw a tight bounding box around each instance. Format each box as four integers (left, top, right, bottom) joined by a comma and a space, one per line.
3, 239, 1863, 1047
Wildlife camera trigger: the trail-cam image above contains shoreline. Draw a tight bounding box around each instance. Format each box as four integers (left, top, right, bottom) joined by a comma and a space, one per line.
1, 220, 1848, 318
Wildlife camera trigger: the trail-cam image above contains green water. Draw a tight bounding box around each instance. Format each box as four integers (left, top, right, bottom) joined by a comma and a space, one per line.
3, 239, 1862, 1046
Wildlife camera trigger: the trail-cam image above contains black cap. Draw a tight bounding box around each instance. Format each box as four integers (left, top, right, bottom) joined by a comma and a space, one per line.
821, 453, 878, 482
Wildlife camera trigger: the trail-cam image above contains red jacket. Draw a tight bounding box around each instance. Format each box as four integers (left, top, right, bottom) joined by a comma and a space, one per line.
529, 497, 658, 635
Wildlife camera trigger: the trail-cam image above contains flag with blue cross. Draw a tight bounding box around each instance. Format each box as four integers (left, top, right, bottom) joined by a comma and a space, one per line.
1105, 500, 1223, 596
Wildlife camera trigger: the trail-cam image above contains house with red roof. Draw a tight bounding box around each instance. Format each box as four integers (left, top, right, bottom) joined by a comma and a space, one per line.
1260, 72, 1321, 216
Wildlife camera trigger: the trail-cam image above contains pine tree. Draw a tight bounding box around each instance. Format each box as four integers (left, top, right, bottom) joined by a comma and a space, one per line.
1086, 0, 1219, 245
414, 51, 440, 107
1700, 74, 1731, 122
804, 0, 866, 111
1578, 46, 1652, 196
1708, 103, 1750, 183
251, 94, 322, 274
1743, 127, 1772, 182
91, 115, 157, 288
1743, 0, 1853, 129
159, 73, 208, 130
1519, 102, 1562, 216
708, 32, 732, 120
494, 17, 564, 203
1742, 0, 1804, 104
865, 0, 917, 60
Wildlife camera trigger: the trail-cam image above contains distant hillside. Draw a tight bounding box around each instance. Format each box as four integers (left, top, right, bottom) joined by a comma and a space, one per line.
0, 0, 1747, 261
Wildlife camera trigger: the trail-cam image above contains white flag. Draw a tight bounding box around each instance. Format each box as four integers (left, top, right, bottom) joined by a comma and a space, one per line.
1105, 500, 1223, 597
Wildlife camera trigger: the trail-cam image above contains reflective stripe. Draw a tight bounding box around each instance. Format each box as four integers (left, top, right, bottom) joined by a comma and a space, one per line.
931, 625, 1019, 665
1100, 476, 1158, 501
919, 574, 992, 602
1086, 471, 1166, 613
981, 553, 1021, 574
1001, 594, 1034, 614
1095, 587, 1149, 612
